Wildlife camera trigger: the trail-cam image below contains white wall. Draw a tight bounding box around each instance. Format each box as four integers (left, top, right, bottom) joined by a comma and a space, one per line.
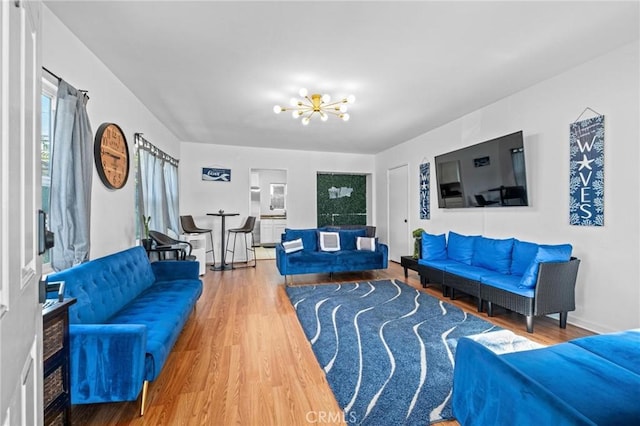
179, 143, 374, 256
42, 7, 181, 259
376, 41, 640, 333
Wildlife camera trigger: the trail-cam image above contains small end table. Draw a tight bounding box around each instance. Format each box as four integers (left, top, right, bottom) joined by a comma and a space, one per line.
401, 255, 427, 288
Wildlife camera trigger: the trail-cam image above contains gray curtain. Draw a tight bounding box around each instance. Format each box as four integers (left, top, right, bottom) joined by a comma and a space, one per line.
136, 134, 179, 238
50, 80, 93, 271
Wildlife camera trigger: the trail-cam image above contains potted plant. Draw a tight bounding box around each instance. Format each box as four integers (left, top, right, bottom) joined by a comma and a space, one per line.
412, 228, 425, 259
141, 215, 152, 249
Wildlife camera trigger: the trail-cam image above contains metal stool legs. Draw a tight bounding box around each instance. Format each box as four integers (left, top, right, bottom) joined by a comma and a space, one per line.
225, 229, 256, 269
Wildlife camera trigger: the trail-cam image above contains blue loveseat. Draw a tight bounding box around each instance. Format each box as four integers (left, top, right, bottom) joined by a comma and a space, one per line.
276, 227, 388, 284
452, 329, 640, 425
46, 246, 202, 414
417, 231, 580, 332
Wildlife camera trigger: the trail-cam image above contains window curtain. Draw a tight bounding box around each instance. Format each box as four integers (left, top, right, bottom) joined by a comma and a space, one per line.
135, 134, 179, 238
49, 80, 93, 271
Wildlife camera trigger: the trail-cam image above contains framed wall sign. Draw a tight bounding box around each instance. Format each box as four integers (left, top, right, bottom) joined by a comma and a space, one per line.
569, 113, 604, 226
419, 162, 430, 220
202, 167, 231, 182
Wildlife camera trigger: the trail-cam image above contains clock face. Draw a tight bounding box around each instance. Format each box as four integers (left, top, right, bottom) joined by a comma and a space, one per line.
94, 123, 129, 190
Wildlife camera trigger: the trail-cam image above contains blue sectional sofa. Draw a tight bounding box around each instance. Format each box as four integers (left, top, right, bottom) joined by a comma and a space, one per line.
417, 231, 580, 332
46, 246, 202, 414
275, 227, 388, 284
452, 329, 640, 425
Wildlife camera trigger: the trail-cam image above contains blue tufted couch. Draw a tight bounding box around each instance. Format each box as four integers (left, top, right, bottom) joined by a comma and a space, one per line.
417, 231, 580, 333
46, 246, 202, 414
452, 329, 640, 425
276, 227, 388, 284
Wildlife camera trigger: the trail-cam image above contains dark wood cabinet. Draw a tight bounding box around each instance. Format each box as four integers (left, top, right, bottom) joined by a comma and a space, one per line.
43, 298, 75, 426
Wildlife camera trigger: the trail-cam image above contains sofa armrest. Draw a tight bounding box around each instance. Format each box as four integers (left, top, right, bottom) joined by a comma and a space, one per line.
151, 260, 199, 281
377, 243, 389, 268
534, 257, 580, 315
275, 243, 287, 275
69, 324, 147, 404
452, 338, 590, 426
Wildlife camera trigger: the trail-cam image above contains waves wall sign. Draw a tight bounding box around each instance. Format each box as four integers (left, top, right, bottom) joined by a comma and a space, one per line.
202, 167, 231, 182
569, 114, 604, 226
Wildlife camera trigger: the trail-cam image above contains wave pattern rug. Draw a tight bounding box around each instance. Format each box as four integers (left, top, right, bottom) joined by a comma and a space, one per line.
286, 279, 501, 425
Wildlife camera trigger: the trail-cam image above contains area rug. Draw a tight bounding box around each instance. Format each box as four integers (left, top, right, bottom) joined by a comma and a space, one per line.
286, 279, 502, 425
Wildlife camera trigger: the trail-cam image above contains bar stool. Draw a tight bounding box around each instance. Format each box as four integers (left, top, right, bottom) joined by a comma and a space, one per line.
180, 215, 215, 265
225, 216, 257, 269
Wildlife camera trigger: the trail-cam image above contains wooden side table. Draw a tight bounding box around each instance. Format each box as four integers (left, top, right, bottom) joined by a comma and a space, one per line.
43, 298, 76, 426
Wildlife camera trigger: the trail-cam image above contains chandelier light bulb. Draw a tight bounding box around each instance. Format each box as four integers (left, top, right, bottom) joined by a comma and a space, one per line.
289, 98, 298, 106
339, 105, 348, 113
320, 112, 328, 122
273, 105, 282, 114
301, 116, 310, 126
292, 110, 300, 119
346, 94, 356, 104
321, 94, 331, 103
299, 88, 308, 98
341, 113, 350, 122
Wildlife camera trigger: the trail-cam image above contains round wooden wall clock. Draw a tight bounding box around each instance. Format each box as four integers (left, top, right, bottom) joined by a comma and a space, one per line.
94, 123, 130, 190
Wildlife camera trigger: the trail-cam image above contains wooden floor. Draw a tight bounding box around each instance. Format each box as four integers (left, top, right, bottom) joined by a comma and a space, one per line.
71, 260, 593, 425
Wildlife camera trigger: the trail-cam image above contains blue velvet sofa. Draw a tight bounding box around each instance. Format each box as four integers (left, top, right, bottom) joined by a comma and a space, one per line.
417, 231, 580, 332
452, 329, 640, 425
275, 227, 388, 284
46, 246, 202, 415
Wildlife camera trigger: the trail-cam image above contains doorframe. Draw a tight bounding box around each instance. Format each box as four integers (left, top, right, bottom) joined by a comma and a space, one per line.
387, 163, 410, 263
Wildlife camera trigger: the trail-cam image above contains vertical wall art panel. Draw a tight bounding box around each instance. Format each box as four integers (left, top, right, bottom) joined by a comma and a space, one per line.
569, 115, 604, 226
419, 162, 430, 220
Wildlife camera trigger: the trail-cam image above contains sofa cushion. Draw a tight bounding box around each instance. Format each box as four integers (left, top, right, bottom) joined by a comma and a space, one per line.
472, 237, 514, 274
421, 231, 447, 260
444, 263, 493, 281
511, 239, 540, 276
333, 228, 367, 250
447, 231, 478, 264
282, 238, 304, 253
480, 272, 534, 298
50, 246, 156, 324
418, 258, 462, 271
356, 236, 377, 251
318, 231, 341, 252
335, 250, 384, 269
500, 339, 640, 425
283, 228, 318, 252
286, 250, 338, 267
107, 279, 202, 381
519, 244, 573, 288
569, 330, 640, 375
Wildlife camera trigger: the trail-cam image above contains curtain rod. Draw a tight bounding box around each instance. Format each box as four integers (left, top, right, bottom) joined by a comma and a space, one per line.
134, 133, 179, 166
42, 66, 89, 98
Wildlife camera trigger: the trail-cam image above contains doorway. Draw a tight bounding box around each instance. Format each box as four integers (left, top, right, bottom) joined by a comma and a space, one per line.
249, 169, 287, 247
388, 164, 410, 263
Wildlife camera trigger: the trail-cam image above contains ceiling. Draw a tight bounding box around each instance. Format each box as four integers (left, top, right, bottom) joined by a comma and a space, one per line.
45, 1, 639, 154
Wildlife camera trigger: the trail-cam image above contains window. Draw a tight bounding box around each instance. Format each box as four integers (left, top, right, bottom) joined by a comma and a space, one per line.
41, 76, 58, 267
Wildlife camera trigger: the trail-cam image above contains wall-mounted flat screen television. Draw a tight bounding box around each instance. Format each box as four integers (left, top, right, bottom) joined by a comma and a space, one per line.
435, 131, 528, 208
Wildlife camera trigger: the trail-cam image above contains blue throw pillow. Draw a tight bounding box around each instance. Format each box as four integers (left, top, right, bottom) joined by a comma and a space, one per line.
283, 228, 318, 252
511, 239, 540, 276
421, 231, 447, 260
447, 231, 477, 265
472, 237, 514, 274
519, 244, 573, 288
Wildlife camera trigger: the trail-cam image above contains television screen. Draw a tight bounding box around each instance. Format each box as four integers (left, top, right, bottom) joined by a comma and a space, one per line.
435, 131, 528, 208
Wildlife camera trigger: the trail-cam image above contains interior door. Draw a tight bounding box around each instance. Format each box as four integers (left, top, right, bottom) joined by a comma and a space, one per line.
388, 164, 409, 263
0, 1, 42, 424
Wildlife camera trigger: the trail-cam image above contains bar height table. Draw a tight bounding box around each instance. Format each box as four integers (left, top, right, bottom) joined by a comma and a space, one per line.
207, 212, 239, 271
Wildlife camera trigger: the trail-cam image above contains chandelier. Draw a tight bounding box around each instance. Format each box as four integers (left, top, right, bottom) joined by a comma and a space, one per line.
273, 88, 355, 125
